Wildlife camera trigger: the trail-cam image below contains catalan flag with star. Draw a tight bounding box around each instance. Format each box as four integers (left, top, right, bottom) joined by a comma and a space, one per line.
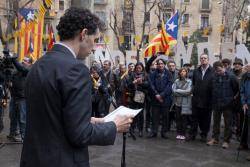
144, 11, 179, 58
18, 7, 45, 61
164, 11, 179, 46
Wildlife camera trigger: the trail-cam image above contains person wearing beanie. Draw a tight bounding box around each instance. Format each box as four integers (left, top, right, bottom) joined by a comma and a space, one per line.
232, 58, 248, 150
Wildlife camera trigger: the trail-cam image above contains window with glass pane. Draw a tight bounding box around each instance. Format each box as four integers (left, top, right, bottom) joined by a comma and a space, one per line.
59, 0, 64, 10
94, 0, 107, 4
201, 0, 209, 9
201, 15, 209, 28
182, 14, 189, 25
183, 0, 190, 3
122, 11, 134, 33
163, 0, 172, 7
123, 35, 131, 50
95, 11, 107, 25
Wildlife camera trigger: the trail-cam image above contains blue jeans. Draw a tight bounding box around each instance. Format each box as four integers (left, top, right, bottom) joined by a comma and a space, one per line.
9, 98, 26, 139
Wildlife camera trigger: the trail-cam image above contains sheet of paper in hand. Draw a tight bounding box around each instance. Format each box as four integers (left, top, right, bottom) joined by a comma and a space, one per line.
104, 106, 142, 122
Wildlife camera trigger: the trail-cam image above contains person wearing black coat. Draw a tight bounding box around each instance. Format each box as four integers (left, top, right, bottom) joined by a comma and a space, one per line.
148, 59, 173, 138
145, 55, 157, 132
127, 62, 148, 137
207, 61, 239, 149
20, 8, 132, 167
8, 57, 32, 141
190, 53, 214, 142
90, 66, 104, 118
101, 60, 115, 116
113, 63, 127, 107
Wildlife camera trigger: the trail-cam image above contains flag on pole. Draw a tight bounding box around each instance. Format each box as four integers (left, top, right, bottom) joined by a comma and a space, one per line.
47, 25, 56, 50
144, 33, 169, 58
164, 11, 179, 46
35, 12, 45, 60
19, 8, 36, 22
19, 8, 45, 61
144, 19, 174, 58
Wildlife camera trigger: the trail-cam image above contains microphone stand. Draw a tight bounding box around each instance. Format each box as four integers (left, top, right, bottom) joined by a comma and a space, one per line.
95, 64, 136, 167
110, 97, 136, 167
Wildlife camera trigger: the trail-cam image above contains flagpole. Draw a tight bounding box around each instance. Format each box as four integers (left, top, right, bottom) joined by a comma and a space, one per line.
103, 40, 115, 66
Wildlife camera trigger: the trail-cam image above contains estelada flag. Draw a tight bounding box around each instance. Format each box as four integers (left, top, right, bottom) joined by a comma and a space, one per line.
19, 8, 45, 61
144, 33, 168, 58
47, 25, 56, 51
164, 10, 179, 46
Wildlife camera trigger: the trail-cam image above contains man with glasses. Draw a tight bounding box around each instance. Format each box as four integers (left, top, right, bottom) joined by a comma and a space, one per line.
189, 53, 214, 142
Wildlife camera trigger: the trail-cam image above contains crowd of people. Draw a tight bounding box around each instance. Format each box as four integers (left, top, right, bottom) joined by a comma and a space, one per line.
0, 56, 32, 142
90, 53, 250, 161
0, 51, 250, 161
1, 7, 248, 166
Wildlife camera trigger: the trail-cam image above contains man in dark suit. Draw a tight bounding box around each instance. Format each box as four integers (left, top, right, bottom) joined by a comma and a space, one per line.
20, 7, 132, 167
190, 53, 214, 142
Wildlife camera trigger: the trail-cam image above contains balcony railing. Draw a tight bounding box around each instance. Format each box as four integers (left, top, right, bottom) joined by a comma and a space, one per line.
199, 25, 212, 35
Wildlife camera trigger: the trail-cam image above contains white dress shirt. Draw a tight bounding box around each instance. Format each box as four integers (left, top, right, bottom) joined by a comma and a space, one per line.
201, 65, 209, 80
54, 42, 77, 59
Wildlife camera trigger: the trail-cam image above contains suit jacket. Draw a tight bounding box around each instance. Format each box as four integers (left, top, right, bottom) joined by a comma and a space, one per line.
20, 44, 117, 167
192, 65, 213, 109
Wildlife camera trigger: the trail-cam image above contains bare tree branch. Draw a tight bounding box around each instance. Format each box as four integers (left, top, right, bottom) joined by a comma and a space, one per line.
148, 0, 157, 12
109, 10, 127, 64
20, 0, 35, 9
154, 2, 162, 23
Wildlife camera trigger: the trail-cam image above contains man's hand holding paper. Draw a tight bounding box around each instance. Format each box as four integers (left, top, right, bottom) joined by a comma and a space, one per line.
104, 106, 142, 133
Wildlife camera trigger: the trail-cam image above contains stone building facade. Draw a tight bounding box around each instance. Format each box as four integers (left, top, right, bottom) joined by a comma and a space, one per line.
94, 0, 225, 67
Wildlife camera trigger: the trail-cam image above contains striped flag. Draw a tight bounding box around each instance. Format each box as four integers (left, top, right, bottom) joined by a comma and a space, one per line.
164, 11, 179, 46
144, 34, 165, 58
19, 8, 45, 62
47, 25, 56, 50
45, 0, 53, 7
144, 22, 170, 58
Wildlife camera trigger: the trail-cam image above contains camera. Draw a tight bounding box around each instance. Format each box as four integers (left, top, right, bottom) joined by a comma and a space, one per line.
0, 49, 17, 81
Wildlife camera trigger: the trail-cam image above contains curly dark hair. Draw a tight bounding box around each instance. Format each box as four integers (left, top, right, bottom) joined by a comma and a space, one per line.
56, 7, 105, 41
